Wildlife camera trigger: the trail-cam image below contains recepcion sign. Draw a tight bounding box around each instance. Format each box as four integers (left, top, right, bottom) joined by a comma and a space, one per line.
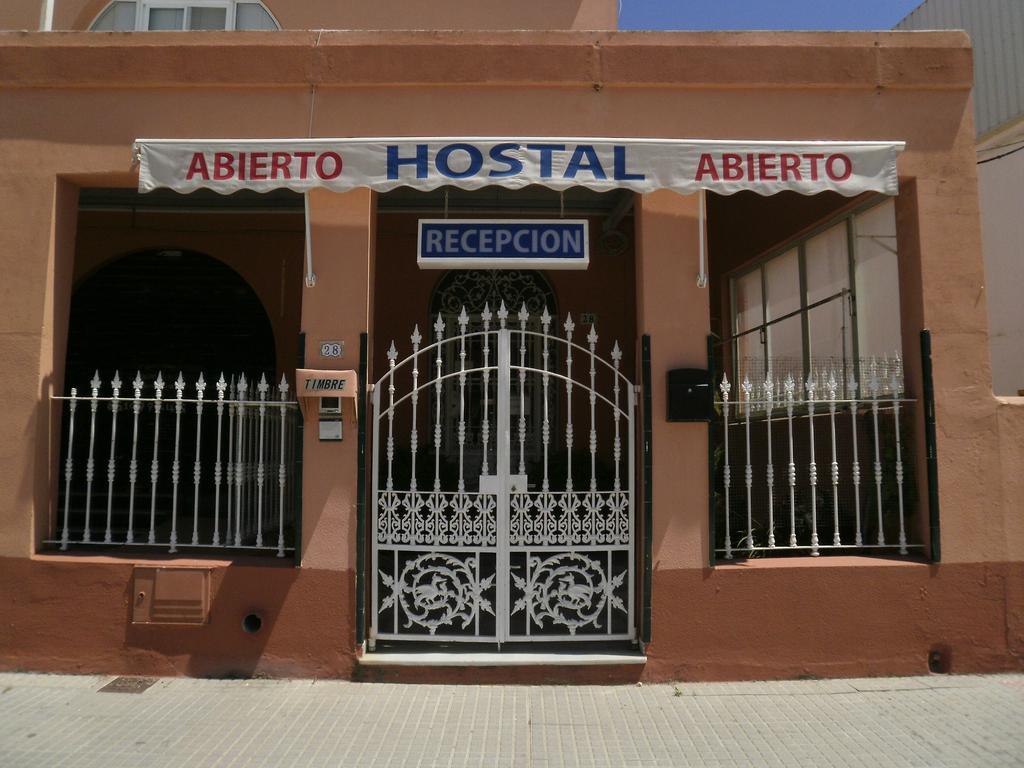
417, 219, 589, 269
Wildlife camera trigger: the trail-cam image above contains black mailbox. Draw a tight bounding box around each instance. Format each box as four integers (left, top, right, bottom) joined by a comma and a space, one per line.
667, 368, 712, 422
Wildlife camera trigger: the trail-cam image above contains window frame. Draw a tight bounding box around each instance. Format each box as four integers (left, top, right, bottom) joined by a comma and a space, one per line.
727, 196, 900, 394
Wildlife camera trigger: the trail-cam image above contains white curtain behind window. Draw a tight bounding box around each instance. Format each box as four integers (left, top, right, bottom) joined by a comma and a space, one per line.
854, 200, 902, 361
189, 7, 228, 29
148, 8, 185, 30
733, 270, 764, 385
805, 222, 852, 371
764, 247, 802, 383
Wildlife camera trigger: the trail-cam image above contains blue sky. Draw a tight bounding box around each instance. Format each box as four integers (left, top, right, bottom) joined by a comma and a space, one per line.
619, 1, 925, 31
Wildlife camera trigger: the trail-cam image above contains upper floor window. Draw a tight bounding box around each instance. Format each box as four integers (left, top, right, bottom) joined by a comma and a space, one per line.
91, 1, 279, 31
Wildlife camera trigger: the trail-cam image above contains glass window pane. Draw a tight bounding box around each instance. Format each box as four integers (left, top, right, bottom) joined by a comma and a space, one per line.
734, 270, 762, 334
91, 2, 137, 30
236, 3, 278, 29
148, 8, 185, 30
766, 315, 803, 385
763, 248, 802, 383
189, 7, 227, 29
854, 199, 902, 360
807, 295, 853, 378
805, 222, 849, 305
764, 248, 800, 320
733, 270, 764, 384
736, 329, 764, 385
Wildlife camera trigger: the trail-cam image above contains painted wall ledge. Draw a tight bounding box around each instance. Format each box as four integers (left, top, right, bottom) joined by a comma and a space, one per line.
30, 552, 295, 568
710, 555, 932, 570
0, 30, 972, 90
358, 651, 647, 667
996, 396, 1024, 406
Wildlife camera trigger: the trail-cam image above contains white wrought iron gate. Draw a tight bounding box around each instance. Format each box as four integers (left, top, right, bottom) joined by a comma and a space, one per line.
371, 303, 635, 644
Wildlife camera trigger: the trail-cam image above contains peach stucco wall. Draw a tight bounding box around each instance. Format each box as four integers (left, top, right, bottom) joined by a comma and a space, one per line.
636, 190, 709, 569
0, 0, 617, 32
0, 30, 1021, 680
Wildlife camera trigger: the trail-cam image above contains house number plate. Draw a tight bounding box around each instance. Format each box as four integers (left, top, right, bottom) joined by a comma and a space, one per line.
320, 341, 344, 358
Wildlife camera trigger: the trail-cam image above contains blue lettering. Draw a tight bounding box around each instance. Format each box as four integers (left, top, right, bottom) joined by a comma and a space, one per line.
564, 229, 582, 255
613, 145, 646, 181
514, 230, 531, 252
387, 144, 428, 179
565, 145, 607, 180
436, 143, 483, 179
425, 228, 443, 253
526, 143, 566, 178
479, 229, 494, 253
488, 143, 523, 178
445, 229, 460, 252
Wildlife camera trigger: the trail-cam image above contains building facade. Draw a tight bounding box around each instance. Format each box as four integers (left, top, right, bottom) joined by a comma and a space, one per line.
0, 1, 1021, 682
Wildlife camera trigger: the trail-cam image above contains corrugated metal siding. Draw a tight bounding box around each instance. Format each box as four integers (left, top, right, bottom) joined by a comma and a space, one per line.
897, 0, 1024, 137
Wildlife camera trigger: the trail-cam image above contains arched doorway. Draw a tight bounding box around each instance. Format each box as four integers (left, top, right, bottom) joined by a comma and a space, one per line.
429, 269, 556, 319
64, 248, 276, 392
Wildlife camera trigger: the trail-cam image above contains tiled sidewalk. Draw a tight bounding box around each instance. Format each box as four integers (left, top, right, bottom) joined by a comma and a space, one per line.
0, 672, 1022, 767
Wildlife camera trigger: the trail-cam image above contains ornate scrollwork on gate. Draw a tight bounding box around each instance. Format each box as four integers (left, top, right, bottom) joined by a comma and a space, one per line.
510, 552, 627, 635
507, 491, 630, 547
372, 304, 635, 643
431, 270, 556, 319
379, 552, 495, 634
378, 491, 497, 546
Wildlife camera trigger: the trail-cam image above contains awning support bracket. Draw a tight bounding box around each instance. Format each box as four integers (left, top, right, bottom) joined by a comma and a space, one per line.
697, 189, 708, 288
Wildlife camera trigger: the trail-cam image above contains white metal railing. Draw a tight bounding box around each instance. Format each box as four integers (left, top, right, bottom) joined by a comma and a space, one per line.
715, 356, 919, 558
51, 370, 299, 556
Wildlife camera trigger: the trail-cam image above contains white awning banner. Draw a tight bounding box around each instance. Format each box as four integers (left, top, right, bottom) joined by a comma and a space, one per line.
133, 137, 904, 197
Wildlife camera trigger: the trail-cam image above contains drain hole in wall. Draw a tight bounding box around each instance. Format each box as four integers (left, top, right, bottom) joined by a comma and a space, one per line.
928, 646, 951, 674
242, 613, 263, 634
